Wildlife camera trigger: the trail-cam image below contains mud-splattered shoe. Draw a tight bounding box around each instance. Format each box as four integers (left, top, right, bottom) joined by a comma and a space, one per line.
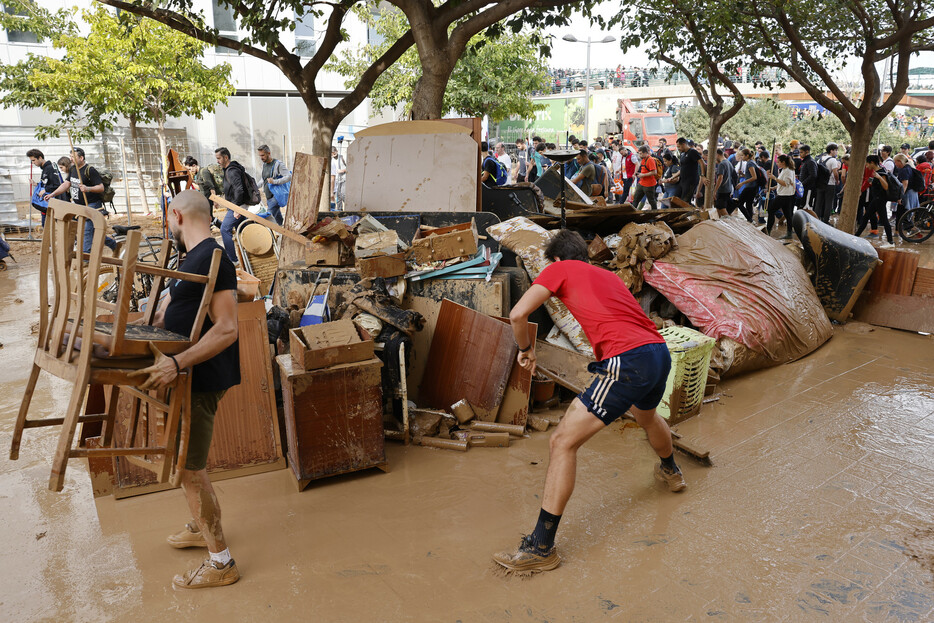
655, 463, 687, 492
167, 522, 207, 549
173, 559, 239, 589
492, 535, 560, 574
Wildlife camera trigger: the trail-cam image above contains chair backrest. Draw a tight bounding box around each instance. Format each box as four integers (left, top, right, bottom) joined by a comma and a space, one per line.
40, 199, 106, 368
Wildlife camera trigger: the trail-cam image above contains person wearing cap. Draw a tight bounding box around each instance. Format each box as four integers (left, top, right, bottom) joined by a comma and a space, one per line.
632, 145, 658, 209
899, 143, 915, 165
815, 143, 840, 223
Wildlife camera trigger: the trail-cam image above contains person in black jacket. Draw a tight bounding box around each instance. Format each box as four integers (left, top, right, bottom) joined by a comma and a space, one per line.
215, 147, 248, 264
797, 145, 818, 209
28, 148, 66, 227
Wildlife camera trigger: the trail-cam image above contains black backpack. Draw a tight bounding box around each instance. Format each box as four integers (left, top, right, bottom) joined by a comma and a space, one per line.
815, 155, 832, 186
753, 163, 768, 188
885, 170, 904, 202
242, 169, 261, 205
909, 166, 927, 192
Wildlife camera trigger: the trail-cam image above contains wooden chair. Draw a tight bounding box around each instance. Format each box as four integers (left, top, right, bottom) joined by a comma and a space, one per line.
10, 199, 220, 492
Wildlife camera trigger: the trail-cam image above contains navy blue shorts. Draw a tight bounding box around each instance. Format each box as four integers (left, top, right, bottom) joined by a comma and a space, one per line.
578, 342, 672, 425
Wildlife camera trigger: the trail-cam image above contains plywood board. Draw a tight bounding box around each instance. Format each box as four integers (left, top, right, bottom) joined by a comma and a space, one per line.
403, 276, 508, 402
280, 152, 328, 267
419, 299, 516, 422
910, 267, 934, 298
868, 249, 919, 296
344, 131, 478, 213
852, 291, 934, 333
493, 318, 536, 427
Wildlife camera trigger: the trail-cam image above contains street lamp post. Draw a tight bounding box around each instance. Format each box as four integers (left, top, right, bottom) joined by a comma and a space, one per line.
562, 34, 616, 142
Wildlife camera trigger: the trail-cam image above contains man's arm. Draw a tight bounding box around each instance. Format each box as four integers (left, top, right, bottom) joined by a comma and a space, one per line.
132, 289, 239, 390
229, 169, 245, 204
509, 284, 553, 373
273, 160, 292, 185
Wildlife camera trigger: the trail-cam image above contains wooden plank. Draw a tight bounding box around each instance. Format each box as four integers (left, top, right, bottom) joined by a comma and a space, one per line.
868, 249, 919, 296
852, 291, 934, 333
535, 339, 595, 394
493, 318, 536, 427
210, 193, 308, 245
418, 299, 516, 422
911, 267, 934, 297
281, 152, 328, 267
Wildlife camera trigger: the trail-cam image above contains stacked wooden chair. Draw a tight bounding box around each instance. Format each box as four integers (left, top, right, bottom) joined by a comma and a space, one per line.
10, 199, 221, 492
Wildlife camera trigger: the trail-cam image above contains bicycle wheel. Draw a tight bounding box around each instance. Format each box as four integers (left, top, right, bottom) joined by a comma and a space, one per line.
897, 207, 934, 243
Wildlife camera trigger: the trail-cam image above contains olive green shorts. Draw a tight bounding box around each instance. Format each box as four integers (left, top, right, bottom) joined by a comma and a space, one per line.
184, 390, 226, 471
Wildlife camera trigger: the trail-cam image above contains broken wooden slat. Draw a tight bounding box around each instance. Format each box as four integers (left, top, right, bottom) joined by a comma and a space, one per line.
493, 318, 536, 427
910, 267, 934, 298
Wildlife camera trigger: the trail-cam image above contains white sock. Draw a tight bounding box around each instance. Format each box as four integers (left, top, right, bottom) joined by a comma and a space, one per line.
210, 548, 232, 566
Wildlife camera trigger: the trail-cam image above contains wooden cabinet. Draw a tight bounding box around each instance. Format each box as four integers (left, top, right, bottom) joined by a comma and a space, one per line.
277, 355, 387, 490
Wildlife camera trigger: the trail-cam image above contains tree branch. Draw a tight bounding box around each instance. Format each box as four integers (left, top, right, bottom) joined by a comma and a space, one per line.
331, 28, 415, 119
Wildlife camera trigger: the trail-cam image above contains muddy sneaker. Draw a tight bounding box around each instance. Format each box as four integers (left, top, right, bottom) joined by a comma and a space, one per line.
173, 559, 239, 589
492, 535, 560, 574
167, 522, 207, 549
655, 463, 687, 492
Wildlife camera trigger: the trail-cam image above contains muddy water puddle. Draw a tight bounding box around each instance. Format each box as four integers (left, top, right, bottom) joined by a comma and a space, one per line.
2, 260, 934, 621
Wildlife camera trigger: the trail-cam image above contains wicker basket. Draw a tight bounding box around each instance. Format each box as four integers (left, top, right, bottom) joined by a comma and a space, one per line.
657, 326, 716, 424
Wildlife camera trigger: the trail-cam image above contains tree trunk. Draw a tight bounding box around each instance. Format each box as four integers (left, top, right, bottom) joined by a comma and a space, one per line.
127, 115, 152, 214
704, 118, 724, 212
156, 116, 169, 178
410, 57, 454, 120
837, 118, 873, 233
307, 109, 337, 213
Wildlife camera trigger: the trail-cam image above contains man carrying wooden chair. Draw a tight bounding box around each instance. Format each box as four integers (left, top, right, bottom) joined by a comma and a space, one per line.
131, 190, 242, 589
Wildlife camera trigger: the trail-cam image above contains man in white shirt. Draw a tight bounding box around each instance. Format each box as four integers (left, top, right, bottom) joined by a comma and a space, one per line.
495, 142, 513, 183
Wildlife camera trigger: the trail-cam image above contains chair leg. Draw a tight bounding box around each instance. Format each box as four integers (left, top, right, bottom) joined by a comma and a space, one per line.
10, 364, 42, 460
48, 378, 90, 492
159, 380, 185, 483
101, 385, 121, 448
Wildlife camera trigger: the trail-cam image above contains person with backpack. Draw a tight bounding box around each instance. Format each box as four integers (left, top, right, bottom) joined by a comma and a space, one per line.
713, 149, 734, 217
481, 141, 508, 188
184, 156, 220, 202
855, 155, 894, 244
814, 143, 840, 223
28, 148, 67, 227
631, 145, 659, 209
797, 145, 818, 210
894, 154, 920, 223
732, 148, 758, 222
258, 144, 291, 225
216, 146, 258, 264
58, 147, 117, 253
766, 154, 797, 238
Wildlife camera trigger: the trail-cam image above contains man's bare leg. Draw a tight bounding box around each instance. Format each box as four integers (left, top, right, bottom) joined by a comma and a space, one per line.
630, 406, 673, 459
493, 399, 604, 572
173, 468, 239, 588
541, 398, 607, 515
179, 467, 227, 553
631, 405, 686, 491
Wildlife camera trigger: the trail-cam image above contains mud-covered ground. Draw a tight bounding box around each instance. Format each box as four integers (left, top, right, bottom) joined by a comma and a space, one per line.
2, 240, 934, 621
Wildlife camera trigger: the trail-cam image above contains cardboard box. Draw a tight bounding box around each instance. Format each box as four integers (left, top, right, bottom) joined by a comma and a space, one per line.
305, 239, 354, 267
289, 318, 375, 370
410, 220, 478, 264
357, 253, 408, 279
355, 231, 400, 258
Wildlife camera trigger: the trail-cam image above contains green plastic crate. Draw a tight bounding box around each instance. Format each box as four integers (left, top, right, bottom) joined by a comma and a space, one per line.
656, 326, 716, 424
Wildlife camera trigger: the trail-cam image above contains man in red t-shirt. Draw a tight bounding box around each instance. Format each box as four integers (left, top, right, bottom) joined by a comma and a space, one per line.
492, 230, 685, 575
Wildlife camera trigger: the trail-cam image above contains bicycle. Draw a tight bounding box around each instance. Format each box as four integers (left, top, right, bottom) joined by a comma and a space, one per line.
897, 190, 934, 243
99, 225, 178, 312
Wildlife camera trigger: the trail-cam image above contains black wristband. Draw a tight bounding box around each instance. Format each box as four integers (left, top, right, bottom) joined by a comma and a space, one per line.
168, 355, 180, 376
517, 344, 532, 353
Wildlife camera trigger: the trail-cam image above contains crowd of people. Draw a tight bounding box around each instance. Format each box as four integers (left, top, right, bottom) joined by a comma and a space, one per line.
541, 66, 787, 95
483, 134, 934, 244
890, 112, 934, 138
